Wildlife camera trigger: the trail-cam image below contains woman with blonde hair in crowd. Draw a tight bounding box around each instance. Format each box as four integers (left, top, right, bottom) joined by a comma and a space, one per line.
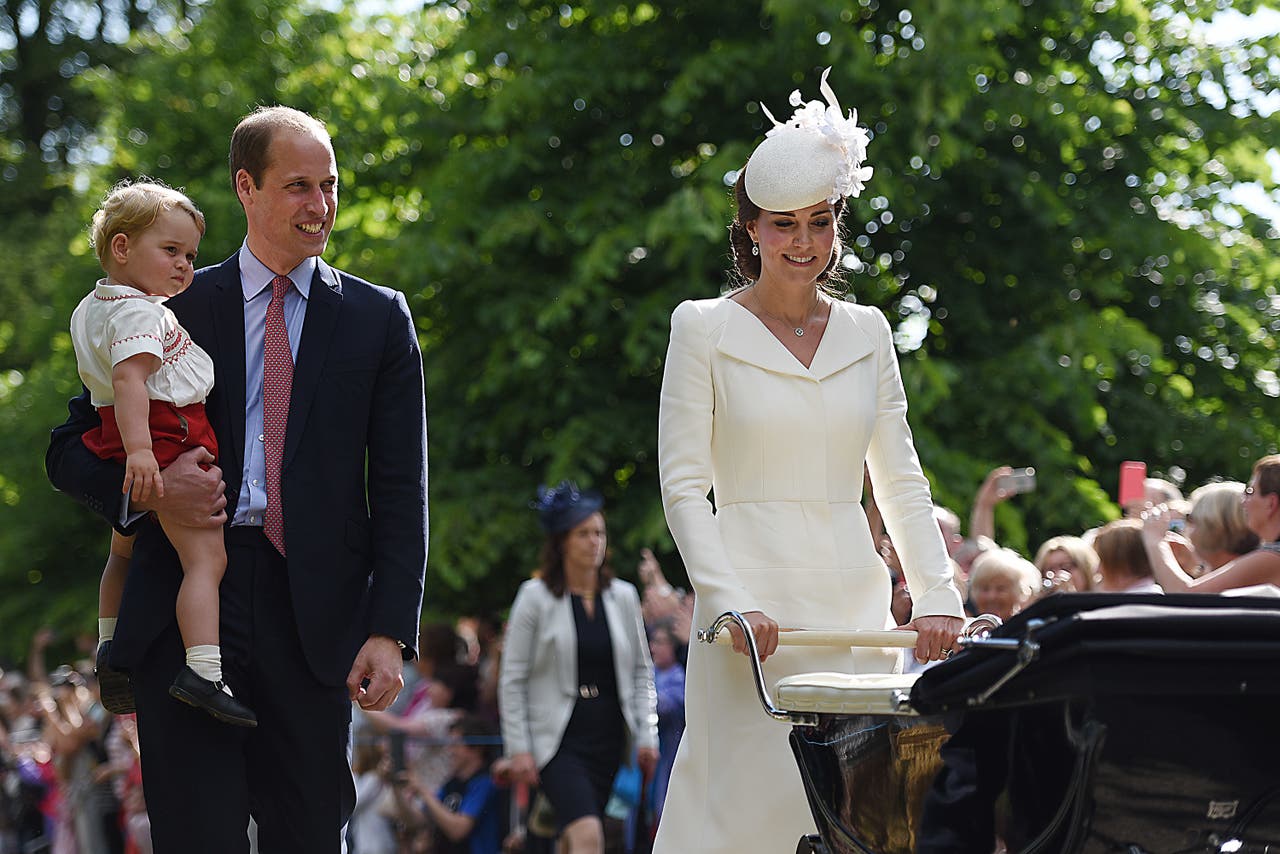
1094, 520, 1162, 593
1141, 456, 1280, 593
1033, 535, 1098, 593
1142, 481, 1258, 579
968, 549, 1041, 621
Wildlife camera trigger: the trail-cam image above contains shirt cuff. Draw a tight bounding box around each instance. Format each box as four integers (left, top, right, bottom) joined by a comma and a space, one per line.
119, 495, 148, 530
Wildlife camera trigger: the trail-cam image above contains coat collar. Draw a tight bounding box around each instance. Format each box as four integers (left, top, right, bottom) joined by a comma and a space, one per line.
715, 297, 875, 380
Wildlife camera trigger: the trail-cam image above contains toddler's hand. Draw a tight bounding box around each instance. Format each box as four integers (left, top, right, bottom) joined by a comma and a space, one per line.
124, 450, 163, 502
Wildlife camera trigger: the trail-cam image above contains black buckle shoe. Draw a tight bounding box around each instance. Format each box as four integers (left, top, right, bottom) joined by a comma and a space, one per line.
169, 665, 257, 728
95, 641, 135, 715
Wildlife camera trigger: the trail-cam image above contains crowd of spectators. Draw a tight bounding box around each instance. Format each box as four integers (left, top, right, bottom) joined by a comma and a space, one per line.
0, 630, 147, 854
882, 454, 1280, 632
5, 455, 1278, 853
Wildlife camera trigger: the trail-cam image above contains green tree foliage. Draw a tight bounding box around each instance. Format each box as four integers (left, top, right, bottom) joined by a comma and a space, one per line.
0, 0, 1278, 660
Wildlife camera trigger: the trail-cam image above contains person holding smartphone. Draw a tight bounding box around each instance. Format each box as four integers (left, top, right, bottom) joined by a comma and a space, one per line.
1141, 456, 1280, 593
969, 465, 1036, 545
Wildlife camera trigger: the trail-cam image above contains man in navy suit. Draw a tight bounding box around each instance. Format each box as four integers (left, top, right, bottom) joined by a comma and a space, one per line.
46, 106, 428, 852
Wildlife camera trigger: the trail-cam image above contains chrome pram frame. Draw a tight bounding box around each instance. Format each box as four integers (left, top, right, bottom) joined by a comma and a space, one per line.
699, 595, 1280, 854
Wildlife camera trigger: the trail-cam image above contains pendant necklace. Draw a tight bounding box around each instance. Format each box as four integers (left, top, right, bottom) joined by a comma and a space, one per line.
753, 286, 817, 337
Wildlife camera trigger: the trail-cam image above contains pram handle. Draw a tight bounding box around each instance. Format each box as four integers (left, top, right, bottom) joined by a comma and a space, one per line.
700, 614, 1003, 650
703, 627, 919, 648
696, 611, 1004, 727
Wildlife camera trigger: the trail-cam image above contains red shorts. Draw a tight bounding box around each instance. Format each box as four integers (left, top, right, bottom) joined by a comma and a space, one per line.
83, 400, 218, 469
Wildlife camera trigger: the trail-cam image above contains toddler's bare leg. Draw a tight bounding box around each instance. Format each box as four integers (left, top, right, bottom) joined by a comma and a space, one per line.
156, 516, 226, 648
100, 530, 135, 619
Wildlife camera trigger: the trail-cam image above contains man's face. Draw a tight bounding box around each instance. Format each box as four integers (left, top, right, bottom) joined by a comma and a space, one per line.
237, 127, 337, 274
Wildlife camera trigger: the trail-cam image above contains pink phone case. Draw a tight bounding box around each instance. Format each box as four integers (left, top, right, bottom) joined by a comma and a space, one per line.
1118, 461, 1147, 506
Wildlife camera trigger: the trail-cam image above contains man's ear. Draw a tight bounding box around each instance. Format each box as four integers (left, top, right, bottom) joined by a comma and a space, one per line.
234, 169, 255, 206
109, 233, 130, 267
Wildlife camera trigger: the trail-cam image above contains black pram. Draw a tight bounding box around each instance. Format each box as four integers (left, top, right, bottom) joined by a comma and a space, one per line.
700, 593, 1280, 854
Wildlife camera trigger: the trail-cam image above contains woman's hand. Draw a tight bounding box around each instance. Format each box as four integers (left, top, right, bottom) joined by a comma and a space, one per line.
726, 610, 778, 662
637, 746, 659, 780
975, 466, 1014, 509
1031, 570, 1077, 602
508, 752, 539, 786
1140, 504, 1172, 545
897, 614, 964, 664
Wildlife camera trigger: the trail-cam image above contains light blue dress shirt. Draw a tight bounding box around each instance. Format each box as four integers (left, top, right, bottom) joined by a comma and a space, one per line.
231, 245, 314, 527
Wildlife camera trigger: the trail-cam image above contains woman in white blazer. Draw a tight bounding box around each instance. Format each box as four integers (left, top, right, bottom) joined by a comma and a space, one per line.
499, 482, 659, 854
653, 70, 965, 853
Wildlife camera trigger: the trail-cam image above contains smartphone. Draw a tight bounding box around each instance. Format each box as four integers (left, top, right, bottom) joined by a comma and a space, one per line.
1118, 460, 1147, 507
996, 467, 1037, 495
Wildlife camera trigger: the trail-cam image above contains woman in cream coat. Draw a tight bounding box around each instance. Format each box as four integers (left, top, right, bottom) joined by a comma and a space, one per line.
500, 482, 659, 853
654, 70, 964, 853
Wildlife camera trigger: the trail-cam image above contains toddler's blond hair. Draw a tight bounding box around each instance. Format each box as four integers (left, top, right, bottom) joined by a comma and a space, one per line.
90, 179, 206, 270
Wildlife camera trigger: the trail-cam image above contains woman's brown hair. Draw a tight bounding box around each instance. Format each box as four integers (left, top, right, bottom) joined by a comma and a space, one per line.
1253, 454, 1280, 500
727, 169, 848, 288
1093, 519, 1154, 581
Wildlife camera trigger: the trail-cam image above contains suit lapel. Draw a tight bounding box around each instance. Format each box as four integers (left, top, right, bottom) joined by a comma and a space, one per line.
284, 261, 341, 467
210, 255, 247, 483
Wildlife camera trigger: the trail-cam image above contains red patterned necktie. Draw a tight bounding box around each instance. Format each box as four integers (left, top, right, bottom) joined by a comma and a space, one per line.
263, 275, 293, 556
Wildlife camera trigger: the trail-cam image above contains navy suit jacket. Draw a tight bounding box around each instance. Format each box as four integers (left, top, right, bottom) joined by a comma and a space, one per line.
47, 253, 428, 685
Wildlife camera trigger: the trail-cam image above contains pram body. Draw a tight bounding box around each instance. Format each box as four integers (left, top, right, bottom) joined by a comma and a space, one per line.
702, 594, 1280, 854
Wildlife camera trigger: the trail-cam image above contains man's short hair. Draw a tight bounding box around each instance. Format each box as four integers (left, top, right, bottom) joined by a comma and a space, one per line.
229, 106, 330, 194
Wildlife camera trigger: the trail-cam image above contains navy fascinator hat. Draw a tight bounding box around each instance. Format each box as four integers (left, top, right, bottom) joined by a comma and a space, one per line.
531, 481, 604, 535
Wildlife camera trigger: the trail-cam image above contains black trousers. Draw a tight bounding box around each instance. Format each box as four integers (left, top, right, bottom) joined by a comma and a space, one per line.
133, 526, 356, 853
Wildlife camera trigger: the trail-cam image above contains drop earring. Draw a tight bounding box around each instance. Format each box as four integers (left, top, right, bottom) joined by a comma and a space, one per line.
751, 243, 759, 256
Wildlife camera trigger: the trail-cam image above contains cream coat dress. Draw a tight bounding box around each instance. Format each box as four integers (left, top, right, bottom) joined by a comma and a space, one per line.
653, 296, 963, 854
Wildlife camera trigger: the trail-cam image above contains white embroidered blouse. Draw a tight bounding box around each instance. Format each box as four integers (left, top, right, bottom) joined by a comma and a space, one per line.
70, 280, 215, 409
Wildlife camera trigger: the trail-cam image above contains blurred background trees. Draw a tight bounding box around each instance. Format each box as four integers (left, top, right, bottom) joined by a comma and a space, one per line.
1, 0, 1277, 661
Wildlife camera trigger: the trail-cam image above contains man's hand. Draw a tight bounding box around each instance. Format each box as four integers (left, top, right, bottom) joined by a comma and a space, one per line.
347, 635, 405, 711
134, 447, 226, 527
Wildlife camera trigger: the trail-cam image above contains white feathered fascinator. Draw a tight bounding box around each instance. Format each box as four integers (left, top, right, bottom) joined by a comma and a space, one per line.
743, 67, 874, 212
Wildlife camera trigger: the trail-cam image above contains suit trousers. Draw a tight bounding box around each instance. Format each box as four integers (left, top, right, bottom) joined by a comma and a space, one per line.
133, 526, 356, 853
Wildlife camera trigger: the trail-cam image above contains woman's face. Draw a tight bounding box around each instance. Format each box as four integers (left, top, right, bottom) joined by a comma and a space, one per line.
563, 512, 607, 573
1185, 512, 1212, 556
426, 677, 455, 710
746, 200, 837, 287
1242, 476, 1275, 535
971, 572, 1023, 621
650, 631, 676, 669
1040, 548, 1090, 591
